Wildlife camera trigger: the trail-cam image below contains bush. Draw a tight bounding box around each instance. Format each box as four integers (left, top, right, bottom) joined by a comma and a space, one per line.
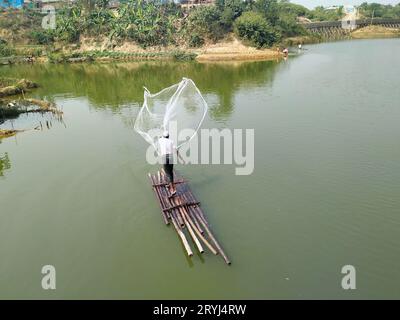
122, 1, 176, 47
172, 50, 197, 61
15, 46, 43, 57
234, 12, 279, 48
47, 52, 67, 63
29, 30, 55, 45
188, 33, 204, 48
55, 6, 83, 43
277, 14, 307, 37
186, 6, 226, 42
255, 0, 279, 25
306, 6, 344, 22
0, 42, 15, 57
217, 0, 246, 30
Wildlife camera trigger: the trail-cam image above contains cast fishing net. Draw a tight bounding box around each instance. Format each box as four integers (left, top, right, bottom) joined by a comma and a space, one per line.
134, 78, 208, 154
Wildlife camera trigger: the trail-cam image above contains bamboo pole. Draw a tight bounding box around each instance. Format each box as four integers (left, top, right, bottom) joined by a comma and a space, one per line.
182, 193, 204, 234
175, 211, 185, 227
180, 181, 231, 264
155, 172, 172, 220
182, 186, 209, 227
156, 171, 171, 219
174, 192, 217, 255
180, 207, 218, 255
158, 171, 193, 257
148, 173, 169, 225
170, 212, 193, 257
160, 171, 185, 227
180, 209, 204, 254
158, 171, 185, 228
196, 216, 231, 265
181, 183, 208, 222
172, 197, 204, 254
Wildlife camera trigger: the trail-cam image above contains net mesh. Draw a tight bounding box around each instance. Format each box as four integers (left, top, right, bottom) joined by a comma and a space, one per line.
134, 78, 208, 153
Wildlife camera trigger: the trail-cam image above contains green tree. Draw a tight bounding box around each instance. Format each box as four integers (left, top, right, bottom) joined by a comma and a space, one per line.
56, 5, 84, 42
307, 6, 344, 21
186, 6, 225, 42
358, 2, 400, 19
254, 0, 279, 25
217, 0, 246, 30
234, 11, 279, 48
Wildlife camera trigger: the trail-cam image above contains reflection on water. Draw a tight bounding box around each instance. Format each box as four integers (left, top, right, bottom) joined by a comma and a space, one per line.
0, 61, 280, 121
0, 152, 11, 177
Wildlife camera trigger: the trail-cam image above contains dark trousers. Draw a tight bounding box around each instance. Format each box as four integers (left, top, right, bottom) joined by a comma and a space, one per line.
162, 154, 174, 184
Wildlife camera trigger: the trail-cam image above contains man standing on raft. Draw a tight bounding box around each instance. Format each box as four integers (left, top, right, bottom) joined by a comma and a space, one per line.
158, 131, 184, 196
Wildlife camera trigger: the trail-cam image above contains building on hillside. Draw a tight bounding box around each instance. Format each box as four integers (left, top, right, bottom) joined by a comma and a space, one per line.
0, 0, 24, 8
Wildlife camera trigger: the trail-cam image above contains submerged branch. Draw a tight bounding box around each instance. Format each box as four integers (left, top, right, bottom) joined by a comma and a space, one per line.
0, 78, 38, 98
0, 77, 63, 139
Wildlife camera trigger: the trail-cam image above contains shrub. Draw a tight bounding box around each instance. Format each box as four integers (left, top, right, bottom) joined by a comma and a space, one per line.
234, 12, 279, 48
0, 42, 15, 57
172, 51, 197, 61
276, 14, 307, 37
55, 6, 83, 43
29, 30, 55, 45
122, 1, 176, 47
186, 6, 225, 42
15, 46, 43, 57
188, 33, 204, 48
217, 0, 246, 30
47, 52, 67, 63
254, 0, 279, 25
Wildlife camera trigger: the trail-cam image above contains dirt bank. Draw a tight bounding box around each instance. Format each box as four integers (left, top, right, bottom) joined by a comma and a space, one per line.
194, 38, 282, 62
70, 35, 283, 63
351, 25, 400, 39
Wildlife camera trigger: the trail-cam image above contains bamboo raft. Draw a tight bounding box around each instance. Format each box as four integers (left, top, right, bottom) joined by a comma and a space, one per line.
148, 170, 231, 265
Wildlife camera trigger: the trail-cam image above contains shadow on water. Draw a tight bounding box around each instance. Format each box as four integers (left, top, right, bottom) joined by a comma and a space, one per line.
1, 60, 280, 121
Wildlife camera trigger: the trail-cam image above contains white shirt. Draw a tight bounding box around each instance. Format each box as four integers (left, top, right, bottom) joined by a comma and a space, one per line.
158, 137, 175, 156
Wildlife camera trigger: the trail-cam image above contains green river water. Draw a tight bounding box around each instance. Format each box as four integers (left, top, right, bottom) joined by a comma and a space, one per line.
0, 38, 400, 299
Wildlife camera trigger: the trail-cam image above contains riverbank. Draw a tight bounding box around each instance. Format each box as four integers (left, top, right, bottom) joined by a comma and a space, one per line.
0, 35, 283, 65
1, 26, 399, 67
194, 38, 282, 61
287, 25, 400, 45
79, 35, 283, 62
351, 25, 400, 39
104, 36, 283, 62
